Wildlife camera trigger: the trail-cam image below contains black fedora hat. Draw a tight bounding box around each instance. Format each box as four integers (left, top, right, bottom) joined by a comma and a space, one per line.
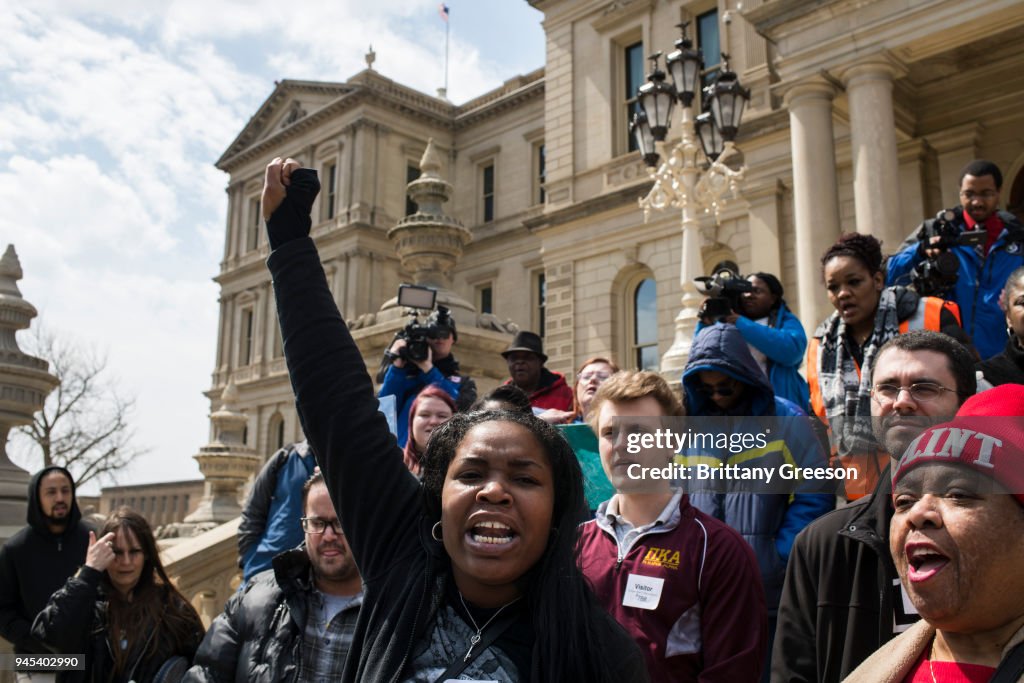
501, 331, 547, 363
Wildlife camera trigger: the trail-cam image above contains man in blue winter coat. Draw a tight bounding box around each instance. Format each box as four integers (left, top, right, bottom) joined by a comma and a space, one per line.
681, 323, 833, 678
886, 159, 1024, 360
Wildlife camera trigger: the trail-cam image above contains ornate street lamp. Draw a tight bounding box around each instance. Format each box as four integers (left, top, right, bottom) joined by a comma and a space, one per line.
637, 52, 676, 142
665, 23, 703, 107
634, 39, 751, 375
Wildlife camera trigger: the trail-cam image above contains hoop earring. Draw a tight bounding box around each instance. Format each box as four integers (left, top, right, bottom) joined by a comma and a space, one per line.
431, 522, 443, 542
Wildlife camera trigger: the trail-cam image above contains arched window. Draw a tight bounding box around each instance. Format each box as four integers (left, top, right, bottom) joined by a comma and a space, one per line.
268, 412, 286, 451
632, 278, 658, 370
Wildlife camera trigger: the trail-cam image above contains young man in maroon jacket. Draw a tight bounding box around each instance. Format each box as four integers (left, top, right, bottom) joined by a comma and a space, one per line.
576, 370, 767, 682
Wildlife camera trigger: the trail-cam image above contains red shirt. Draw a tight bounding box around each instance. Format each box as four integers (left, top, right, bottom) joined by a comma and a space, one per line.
904, 649, 996, 682
963, 211, 1005, 256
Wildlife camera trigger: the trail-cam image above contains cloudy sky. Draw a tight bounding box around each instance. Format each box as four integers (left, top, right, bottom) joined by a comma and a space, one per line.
2, 1, 545, 494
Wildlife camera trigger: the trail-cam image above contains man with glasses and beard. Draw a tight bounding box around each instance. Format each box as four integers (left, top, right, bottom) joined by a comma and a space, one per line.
186, 472, 362, 682
0, 467, 91, 680
772, 330, 976, 683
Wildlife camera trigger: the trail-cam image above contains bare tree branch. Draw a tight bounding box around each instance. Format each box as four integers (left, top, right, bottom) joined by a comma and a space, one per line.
12, 325, 148, 488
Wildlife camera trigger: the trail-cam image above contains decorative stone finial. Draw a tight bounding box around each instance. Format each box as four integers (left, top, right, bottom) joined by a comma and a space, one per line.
0, 245, 24, 297
365, 45, 376, 70
387, 140, 471, 291
419, 138, 443, 179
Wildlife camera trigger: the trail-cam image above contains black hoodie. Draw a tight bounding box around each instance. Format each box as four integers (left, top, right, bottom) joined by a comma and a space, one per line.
0, 466, 90, 653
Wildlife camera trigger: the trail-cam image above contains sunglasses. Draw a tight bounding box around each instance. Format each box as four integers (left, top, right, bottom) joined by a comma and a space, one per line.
698, 382, 737, 398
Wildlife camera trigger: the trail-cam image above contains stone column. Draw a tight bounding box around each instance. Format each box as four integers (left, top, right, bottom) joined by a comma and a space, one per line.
838, 54, 908, 250
783, 77, 842, 332
927, 123, 982, 208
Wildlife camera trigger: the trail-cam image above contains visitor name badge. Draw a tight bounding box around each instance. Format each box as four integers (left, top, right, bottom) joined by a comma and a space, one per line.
622, 573, 665, 610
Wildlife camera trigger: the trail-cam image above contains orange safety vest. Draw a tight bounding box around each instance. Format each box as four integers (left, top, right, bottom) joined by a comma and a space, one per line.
806, 296, 961, 499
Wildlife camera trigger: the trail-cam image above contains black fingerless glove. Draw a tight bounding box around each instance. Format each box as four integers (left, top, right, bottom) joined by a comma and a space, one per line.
266, 168, 321, 250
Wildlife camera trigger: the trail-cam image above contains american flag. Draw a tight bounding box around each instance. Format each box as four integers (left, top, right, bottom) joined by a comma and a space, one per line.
438, 3, 449, 22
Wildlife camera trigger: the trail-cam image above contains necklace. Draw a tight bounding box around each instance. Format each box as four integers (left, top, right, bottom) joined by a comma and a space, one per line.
929, 638, 940, 683
457, 593, 521, 663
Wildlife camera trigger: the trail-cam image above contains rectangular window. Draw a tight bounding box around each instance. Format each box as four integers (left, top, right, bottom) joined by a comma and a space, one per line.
625, 42, 645, 152
536, 272, 547, 338
535, 143, 546, 205
478, 284, 493, 315
240, 308, 254, 366
697, 9, 721, 88
184, 495, 190, 512
171, 495, 178, 513
322, 161, 337, 220
246, 198, 261, 252
405, 164, 419, 216
482, 163, 495, 222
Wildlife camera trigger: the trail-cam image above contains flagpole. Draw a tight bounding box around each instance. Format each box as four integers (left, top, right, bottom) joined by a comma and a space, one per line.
444, 11, 450, 96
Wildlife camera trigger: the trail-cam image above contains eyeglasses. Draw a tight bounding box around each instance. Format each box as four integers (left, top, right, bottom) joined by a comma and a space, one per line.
959, 190, 998, 201
871, 382, 956, 404
301, 517, 344, 534
698, 382, 737, 398
578, 372, 611, 382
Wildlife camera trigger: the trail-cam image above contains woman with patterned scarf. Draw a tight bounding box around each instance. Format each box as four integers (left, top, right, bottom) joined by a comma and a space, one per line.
806, 233, 962, 499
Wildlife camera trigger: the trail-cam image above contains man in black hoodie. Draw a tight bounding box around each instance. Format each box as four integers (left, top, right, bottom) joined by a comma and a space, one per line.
0, 466, 91, 656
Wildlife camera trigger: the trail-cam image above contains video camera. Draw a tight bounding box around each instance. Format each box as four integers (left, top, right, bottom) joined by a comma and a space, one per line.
695, 265, 752, 323
390, 284, 455, 364
910, 209, 986, 297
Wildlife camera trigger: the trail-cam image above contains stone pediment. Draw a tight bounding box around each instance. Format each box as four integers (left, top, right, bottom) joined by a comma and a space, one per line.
217, 80, 352, 167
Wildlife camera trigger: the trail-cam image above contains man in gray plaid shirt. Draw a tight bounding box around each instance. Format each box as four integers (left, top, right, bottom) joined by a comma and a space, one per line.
185, 472, 363, 682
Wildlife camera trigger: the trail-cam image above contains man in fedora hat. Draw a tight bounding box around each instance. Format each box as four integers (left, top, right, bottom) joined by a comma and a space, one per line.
501, 331, 573, 415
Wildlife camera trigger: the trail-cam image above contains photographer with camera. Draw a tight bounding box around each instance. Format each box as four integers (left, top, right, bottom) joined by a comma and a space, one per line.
887, 159, 1024, 360
696, 269, 810, 411
378, 305, 476, 448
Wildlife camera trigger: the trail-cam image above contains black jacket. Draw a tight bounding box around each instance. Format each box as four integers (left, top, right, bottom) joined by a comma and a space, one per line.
185, 548, 359, 683
267, 232, 646, 683
771, 471, 908, 683
978, 336, 1024, 387
0, 466, 91, 654
31, 566, 203, 683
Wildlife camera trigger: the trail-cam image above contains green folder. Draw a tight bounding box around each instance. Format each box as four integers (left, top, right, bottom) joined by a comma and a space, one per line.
557, 424, 615, 510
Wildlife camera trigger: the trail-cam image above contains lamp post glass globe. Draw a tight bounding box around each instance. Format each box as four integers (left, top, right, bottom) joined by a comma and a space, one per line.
705, 64, 750, 141
631, 110, 660, 168
666, 22, 703, 107
637, 53, 676, 142
695, 112, 723, 161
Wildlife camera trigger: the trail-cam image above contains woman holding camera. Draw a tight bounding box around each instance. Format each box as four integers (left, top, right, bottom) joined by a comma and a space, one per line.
32, 508, 204, 683
378, 310, 476, 449
807, 232, 962, 498
696, 272, 810, 411
260, 157, 646, 682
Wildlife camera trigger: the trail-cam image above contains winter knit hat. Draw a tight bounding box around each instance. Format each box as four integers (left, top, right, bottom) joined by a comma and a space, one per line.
892, 384, 1024, 506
